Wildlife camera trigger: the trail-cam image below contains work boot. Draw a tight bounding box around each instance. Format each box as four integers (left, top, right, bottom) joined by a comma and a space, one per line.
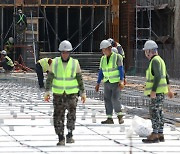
57, 139, 65, 146
101, 118, 114, 124
66, 134, 75, 143
158, 133, 165, 142
57, 135, 65, 146
142, 132, 159, 143
117, 115, 124, 124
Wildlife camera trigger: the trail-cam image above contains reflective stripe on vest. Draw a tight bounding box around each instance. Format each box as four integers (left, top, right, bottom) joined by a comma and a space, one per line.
144, 56, 168, 96
38, 58, 49, 72
17, 14, 25, 24
5, 56, 14, 67
52, 57, 79, 94
100, 52, 120, 83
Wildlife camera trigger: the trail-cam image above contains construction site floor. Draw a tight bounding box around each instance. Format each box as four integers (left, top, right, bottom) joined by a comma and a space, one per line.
0, 72, 180, 154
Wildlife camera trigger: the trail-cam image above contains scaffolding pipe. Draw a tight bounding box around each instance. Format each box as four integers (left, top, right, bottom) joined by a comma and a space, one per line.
90, 7, 94, 52
79, 7, 82, 52
73, 21, 103, 52
55, 6, 58, 51
104, 7, 107, 35
67, 7, 69, 40
30, 10, 37, 64
1, 7, 4, 50
44, 7, 51, 52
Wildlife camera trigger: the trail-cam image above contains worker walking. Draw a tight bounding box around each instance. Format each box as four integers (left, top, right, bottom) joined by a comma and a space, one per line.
35, 58, 52, 89
108, 38, 127, 85
44, 40, 86, 146
142, 40, 174, 143
0, 50, 14, 73
108, 38, 125, 59
95, 40, 124, 124
14, 9, 27, 44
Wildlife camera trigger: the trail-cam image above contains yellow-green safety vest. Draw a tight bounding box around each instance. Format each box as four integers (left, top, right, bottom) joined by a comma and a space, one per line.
5, 56, 14, 67
100, 52, 120, 83
52, 57, 79, 94
17, 14, 25, 24
38, 58, 49, 72
144, 55, 168, 96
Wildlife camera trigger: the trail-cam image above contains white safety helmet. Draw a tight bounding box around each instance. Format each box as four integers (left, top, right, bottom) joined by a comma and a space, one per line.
18, 9, 22, 13
143, 40, 158, 50
107, 38, 115, 46
9, 37, 14, 44
111, 47, 118, 53
1, 50, 7, 55
100, 40, 111, 50
58, 40, 73, 52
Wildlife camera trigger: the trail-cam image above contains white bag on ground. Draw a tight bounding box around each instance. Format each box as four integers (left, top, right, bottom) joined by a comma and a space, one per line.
132, 115, 152, 137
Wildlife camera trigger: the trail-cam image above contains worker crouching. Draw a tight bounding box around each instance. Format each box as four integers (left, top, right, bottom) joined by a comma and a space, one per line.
0, 50, 14, 73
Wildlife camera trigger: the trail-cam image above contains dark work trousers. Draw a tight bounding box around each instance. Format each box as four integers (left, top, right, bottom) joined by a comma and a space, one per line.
35, 63, 44, 88
53, 93, 78, 136
2, 63, 13, 71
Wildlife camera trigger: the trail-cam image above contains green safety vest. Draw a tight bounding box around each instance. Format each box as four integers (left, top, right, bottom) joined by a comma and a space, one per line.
5, 56, 14, 67
38, 58, 49, 72
144, 56, 168, 96
52, 57, 79, 95
17, 14, 25, 24
100, 52, 120, 83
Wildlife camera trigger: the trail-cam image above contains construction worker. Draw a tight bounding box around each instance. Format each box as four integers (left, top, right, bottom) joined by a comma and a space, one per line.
0, 50, 14, 72
110, 41, 127, 85
14, 9, 27, 44
108, 38, 125, 58
4, 37, 14, 60
142, 40, 174, 143
35, 58, 52, 89
95, 40, 124, 124
44, 40, 86, 146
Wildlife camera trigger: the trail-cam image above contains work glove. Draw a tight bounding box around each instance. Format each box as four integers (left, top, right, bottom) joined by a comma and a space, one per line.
44, 91, 50, 102
167, 91, 174, 98
118, 81, 124, 90
81, 93, 86, 103
95, 84, 100, 92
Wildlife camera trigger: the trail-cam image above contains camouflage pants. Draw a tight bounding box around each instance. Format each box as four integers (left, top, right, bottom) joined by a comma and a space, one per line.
53, 93, 78, 135
149, 94, 165, 133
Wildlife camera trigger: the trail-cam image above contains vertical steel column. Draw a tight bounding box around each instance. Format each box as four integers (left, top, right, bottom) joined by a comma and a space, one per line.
67, 7, 69, 40
44, 7, 51, 52
79, 7, 82, 52
55, 6, 58, 51
1, 7, 4, 50
104, 7, 107, 36
135, 0, 138, 72
90, 7, 94, 52
149, 0, 152, 39
43, 7, 46, 52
